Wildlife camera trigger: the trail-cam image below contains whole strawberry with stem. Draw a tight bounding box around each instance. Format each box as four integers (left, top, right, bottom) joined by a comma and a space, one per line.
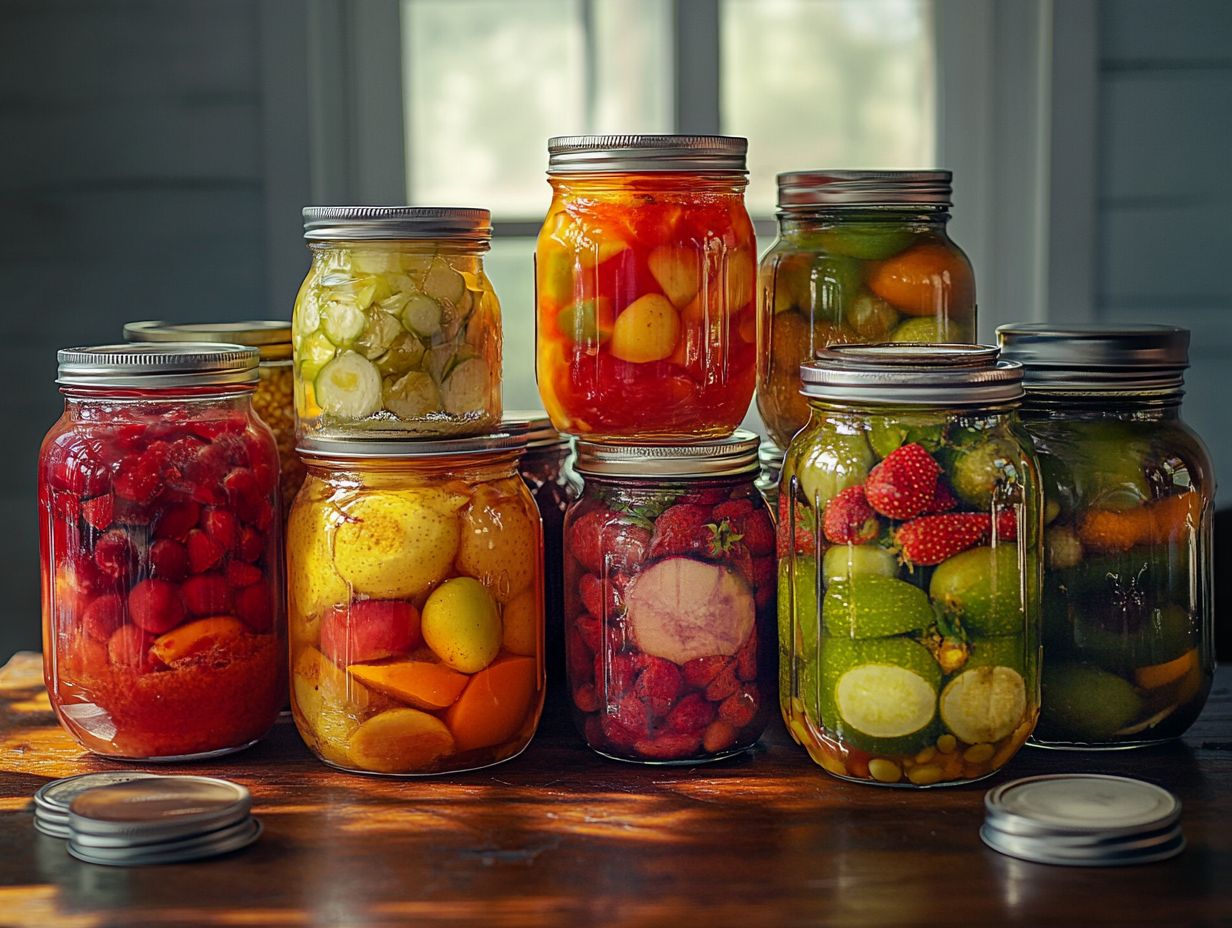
864, 443, 942, 520
822, 486, 880, 545
777, 492, 818, 559
895, 513, 991, 566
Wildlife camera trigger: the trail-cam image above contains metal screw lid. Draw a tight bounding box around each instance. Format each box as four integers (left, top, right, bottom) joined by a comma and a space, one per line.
574, 430, 760, 478
503, 409, 568, 452
800, 344, 1024, 406
548, 135, 748, 173
124, 320, 292, 362
67, 776, 251, 839
57, 343, 260, 389
302, 206, 492, 243
777, 169, 952, 209
298, 428, 528, 461
996, 323, 1189, 391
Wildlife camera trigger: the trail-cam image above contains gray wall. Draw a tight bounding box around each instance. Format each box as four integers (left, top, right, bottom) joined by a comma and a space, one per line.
1096, 0, 1232, 493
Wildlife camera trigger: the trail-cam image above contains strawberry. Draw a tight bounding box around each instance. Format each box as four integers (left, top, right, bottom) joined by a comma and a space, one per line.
895, 513, 991, 565
924, 479, 959, 514
572, 683, 599, 714
864, 443, 941, 520
578, 573, 603, 617
148, 539, 189, 581
777, 492, 818, 559
647, 503, 713, 559
82, 593, 126, 641
597, 652, 642, 695
607, 523, 650, 572
186, 529, 226, 574
600, 712, 642, 749
666, 693, 716, 734
180, 574, 233, 616
566, 633, 593, 682
234, 582, 272, 631
634, 732, 702, 760
80, 495, 115, 532
711, 499, 755, 521
614, 693, 652, 735
46, 440, 111, 496
153, 501, 200, 542
107, 624, 155, 671
714, 499, 775, 556
575, 613, 602, 652
735, 628, 759, 681
682, 655, 729, 689
702, 719, 738, 753
127, 579, 185, 634
634, 657, 683, 717
201, 508, 238, 550
704, 661, 741, 702
567, 508, 610, 573
718, 686, 759, 728
113, 452, 162, 504
995, 506, 1018, 541
225, 560, 263, 588
822, 486, 880, 544
93, 530, 135, 580
235, 527, 265, 563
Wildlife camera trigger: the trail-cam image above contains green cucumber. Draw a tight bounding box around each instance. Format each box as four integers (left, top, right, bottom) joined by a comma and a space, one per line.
817, 224, 915, 261
1040, 663, 1142, 741
354, 311, 402, 360
441, 357, 491, 416
822, 545, 899, 585
939, 666, 1027, 744
422, 257, 466, 304
320, 300, 366, 346
930, 546, 1027, 636
374, 333, 426, 377
844, 291, 900, 340
382, 371, 442, 419
298, 331, 338, 382
822, 575, 933, 639
315, 351, 382, 420
402, 294, 443, 338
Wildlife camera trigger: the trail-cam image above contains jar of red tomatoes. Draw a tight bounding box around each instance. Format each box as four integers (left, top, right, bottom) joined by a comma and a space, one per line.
563, 431, 776, 763
39, 344, 284, 760
536, 135, 757, 441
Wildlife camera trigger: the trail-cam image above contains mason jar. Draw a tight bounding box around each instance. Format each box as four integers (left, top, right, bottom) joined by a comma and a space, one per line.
124, 320, 304, 515
780, 345, 1041, 786
998, 324, 1215, 748
287, 432, 544, 775
757, 438, 785, 515
757, 171, 976, 448
536, 135, 757, 441
294, 207, 501, 439
39, 344, 284, 760
563, 431, 776, 763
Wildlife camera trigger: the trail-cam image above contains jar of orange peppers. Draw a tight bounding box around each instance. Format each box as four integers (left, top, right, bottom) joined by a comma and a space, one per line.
757, 171, 977, 447
536, 135, 757, 441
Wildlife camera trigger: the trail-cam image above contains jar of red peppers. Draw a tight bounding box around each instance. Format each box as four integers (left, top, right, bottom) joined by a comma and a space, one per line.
504, 410, 579, 692
124, 321, 304, 514
536, 135, 757, 441
757, 171, 976, 447
39, 344, 284, 760
564, 431, 776, 763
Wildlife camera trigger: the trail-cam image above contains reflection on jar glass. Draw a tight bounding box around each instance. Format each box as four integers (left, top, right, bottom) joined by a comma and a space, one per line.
287, 433, 545, 775
779, 346, 1041, 787
39, 344, 284, 760
999, 324, 1215, 749
757, 171, 976, 448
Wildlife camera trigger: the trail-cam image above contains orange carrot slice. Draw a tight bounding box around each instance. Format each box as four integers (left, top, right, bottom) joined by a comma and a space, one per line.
444, 655, 537, 752
349, 659, 468, 710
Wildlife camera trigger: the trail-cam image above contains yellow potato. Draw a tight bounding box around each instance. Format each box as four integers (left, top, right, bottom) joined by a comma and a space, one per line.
421, 577, 502, 673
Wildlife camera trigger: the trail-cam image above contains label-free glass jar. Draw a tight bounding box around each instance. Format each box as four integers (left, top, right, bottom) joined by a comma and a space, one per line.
998, 324, 1215, 748
124, 321, 304, 514
563, 431, 776, 763
294, 207, 501, 439
39, 344, 284, 760
757, 171, 976, 447
536, 135, 757, 441
287, 432, 544, 775
779, 345, 1041, 786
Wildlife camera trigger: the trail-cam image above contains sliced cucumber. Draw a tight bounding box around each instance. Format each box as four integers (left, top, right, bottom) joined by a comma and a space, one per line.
441, 357, 491, 415
383, 371, 442, 419
355, 311, 402, 360
422, 257, 466, 303
822, 545, 899, 585
315, 351, 382, 420
402, 294, 443, 338
295, 295, 322, 341
378, 290, 413, 316
939, 666, 1026, 744
321, 300, 366, 346
374, 333, 426, 377
349, 250, 401, 275
298, 331, 338, 382
401, 253, 436, 281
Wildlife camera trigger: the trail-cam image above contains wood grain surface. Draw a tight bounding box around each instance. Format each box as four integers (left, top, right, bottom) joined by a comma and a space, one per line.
1, 652, 1229, 928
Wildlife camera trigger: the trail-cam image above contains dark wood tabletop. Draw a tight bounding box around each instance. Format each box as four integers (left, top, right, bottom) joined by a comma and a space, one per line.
1, 652, 1229, 928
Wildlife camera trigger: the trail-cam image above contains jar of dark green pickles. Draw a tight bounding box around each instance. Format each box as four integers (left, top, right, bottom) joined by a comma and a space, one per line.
757, 171, 976, 448
779, 345, 1041, 786
998, 324, 1215, 748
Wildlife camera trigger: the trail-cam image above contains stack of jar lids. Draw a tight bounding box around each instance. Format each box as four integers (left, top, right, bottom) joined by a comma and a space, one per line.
34, 773, 260, 866
981, 775, 1185, 866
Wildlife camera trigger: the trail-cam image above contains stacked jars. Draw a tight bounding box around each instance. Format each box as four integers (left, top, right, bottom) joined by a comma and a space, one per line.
998, 324, 1215, 748
287, 207, 546, 775
537, 135, 777, 763
39, 344, 285, 759
779, 345, 1042, 786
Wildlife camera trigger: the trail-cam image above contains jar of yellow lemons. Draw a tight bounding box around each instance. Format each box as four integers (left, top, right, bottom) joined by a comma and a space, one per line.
287, 431, 544, 775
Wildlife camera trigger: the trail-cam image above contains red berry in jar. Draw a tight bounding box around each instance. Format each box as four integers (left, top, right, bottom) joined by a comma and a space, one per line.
39, 343, 284, 760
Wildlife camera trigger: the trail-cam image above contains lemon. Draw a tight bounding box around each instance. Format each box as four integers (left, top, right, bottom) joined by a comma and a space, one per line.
421, 577, 502, 673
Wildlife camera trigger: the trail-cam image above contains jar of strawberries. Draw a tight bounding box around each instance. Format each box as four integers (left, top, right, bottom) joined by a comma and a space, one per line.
39, 344, 284, 760
563, 431, 776, 763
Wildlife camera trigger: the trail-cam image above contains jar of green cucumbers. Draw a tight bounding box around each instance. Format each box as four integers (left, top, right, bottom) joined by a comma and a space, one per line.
294, 207, 501, 439
779, 345, 1042, 786
998, 324, 1214, 749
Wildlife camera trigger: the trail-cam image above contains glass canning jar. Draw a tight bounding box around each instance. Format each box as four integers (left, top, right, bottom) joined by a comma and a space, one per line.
757, 171, 977, 447
124, 321, 304, 515
536, 135, 757, 441
998, 324, 1215, 748
563, 431, 776, 763
504, 411, 580, 695
39, 344, 285, 760
287, 432, 545, 775
294, 207, 502, 439
779, 345, 1041, 786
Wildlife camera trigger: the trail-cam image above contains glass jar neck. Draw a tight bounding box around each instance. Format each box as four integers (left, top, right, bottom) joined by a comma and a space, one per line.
805, 399, 1019, 421
778, 205, 950, 231
303, 449, 521, 483
579, 470, 756, 491
61, 386, 254, 417
308, 239, 489, 260
1020, 389, 1183, 421
549, 173, 747, 197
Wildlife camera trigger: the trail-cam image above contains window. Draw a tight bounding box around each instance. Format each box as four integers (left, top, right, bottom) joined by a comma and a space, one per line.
399, 0, 936, 413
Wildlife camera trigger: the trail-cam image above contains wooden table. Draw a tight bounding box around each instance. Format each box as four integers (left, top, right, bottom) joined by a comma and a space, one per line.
1, 653, 1229, 928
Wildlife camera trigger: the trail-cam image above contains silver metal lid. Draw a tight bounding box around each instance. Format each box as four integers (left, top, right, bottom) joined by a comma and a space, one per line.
800, 344, 1024, 406
68, 776, 251, 840
503, 409, 567, 451
35, 772, 161, 816
574, 430, 760, 478
777, 170, 952, 209
996, 323, 1189, 391
758, 438, 785, 467
303, 206, 492, 243
57, 343, 260, 388
124, 320, 292, 362
548, 135, 748, 173
68, 817, 262, 867
297, 429, 528, 461
979, 822, 1185, 867
985, 774, 1182, 833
